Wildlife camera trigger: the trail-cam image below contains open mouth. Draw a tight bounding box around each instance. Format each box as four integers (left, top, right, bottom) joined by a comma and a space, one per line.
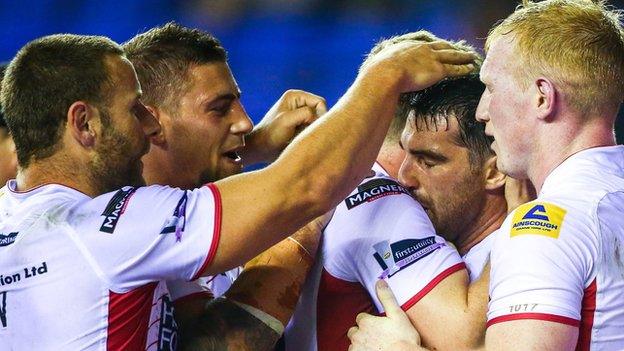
223, 150, 242, 162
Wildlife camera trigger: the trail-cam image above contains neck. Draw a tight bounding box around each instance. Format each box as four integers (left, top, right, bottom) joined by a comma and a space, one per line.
529, 117, 616, 193
16, 154, 98, 197
142, 147, 189, 189
376, 142, 405, 179
455, 193, 507, 256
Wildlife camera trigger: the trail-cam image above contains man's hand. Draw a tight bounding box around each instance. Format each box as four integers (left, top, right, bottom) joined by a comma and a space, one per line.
242, 89, 327, 164
359, 40, 477, 94
504, 177, 537, 213
347, 280, 425, 351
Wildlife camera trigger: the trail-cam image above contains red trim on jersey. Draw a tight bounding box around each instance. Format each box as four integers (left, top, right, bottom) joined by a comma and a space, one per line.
317, 269, 375, 351
107, 282, 158, 351
576, 279, 597, 351
374, 162, 391, 176
173, 291, 214, 304
191, 183, 223, 280
486, 313, 580, 328
386, 262, 466, 314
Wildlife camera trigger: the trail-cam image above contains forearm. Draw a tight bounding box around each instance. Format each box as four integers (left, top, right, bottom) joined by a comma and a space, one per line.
225, 230, 317, 325
408, 269, 487, 351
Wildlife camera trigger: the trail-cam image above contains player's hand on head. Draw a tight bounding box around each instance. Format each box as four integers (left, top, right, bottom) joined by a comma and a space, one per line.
347, 280, 424, 351
504, 177, 537, 213
359, 40, 477, 94
246, 89, 327, 163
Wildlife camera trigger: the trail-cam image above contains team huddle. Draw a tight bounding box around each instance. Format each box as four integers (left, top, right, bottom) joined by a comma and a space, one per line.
0, 0, 623, 350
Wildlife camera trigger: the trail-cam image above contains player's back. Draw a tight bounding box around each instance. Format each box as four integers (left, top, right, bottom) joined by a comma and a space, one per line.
0, 182, 109, 350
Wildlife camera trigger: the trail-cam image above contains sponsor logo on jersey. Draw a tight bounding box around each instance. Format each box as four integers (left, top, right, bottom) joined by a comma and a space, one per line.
373, 236, 445, 279
157, 295, 178, 350
0, 232, 18, 247
510, 202, 567, 239
345, 178, 409, 210
0, 291, 7, 328
100, 187, 136, 233
160, 192, 187, 242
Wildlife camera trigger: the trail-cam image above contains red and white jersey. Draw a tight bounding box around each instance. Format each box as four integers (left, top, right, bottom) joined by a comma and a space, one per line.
488, 146, 624, 350
0, 181, 222, 350
283, 164, 464, 351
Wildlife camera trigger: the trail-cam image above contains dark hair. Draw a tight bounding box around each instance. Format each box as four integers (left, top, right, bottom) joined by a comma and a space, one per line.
0, 34, 123, 167
369, 31, 483, 143
124, 22, 227, 112
0, 63, 8, 129
399, 74, 493, 167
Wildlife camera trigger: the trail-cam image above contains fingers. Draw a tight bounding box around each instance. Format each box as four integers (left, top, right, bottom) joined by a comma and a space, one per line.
375, 279, 403, 318
435, 49, 478, 65
442, 63, 477, 77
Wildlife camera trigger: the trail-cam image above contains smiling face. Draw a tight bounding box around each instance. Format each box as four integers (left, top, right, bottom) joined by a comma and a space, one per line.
476, 37, 533, 179
398, 115, 487, 242
154, 62, 253, 188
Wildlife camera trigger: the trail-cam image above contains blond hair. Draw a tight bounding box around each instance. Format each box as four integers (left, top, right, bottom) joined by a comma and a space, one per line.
486, 0, 624, 114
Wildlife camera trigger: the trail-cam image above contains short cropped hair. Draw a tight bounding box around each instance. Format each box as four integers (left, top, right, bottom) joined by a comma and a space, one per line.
0, 63, 8, 129
367, 30, 483, 142
124, 22, 227, 114
399, 74, 493, 168
0, 34, 123, 168
486, 0, 624, 114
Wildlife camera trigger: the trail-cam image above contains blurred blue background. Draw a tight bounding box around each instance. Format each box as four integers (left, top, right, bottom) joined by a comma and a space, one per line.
1, 0, 623, 140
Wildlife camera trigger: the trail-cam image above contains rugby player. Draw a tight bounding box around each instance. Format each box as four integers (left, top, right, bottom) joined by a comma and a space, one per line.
348, 1, 624, 350
0, 63, 17, 185
124, 23, 327, 349
0, 33, 476, 350
283, 32, 507, 351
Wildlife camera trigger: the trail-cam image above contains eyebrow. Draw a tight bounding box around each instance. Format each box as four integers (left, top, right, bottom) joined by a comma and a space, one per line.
408, 148, 448, 162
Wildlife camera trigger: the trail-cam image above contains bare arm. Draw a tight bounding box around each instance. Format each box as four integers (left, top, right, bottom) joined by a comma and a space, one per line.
207, 41, 477, 275
485, 320, 578, 351
404, 264, 489, 350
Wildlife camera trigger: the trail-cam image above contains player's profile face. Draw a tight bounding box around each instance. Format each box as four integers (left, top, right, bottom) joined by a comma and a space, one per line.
156, 62, 253, 188
398, 116, 486, 241
477, 37, 532, 179
91, 56, 157, 192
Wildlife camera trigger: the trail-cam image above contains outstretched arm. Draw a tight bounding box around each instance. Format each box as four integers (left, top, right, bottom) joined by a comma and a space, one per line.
207, 41, 477, 275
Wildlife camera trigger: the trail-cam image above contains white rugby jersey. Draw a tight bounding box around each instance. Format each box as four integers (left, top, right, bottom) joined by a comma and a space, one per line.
488, 146, 624, 350
0, 181, 222, 350
282, 164, 464, 351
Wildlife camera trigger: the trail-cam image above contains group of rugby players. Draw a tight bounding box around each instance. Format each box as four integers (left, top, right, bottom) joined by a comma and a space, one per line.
0, 0, 623, 350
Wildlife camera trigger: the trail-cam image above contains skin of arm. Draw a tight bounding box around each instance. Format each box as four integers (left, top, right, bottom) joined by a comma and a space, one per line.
485, 320, 578, 351
404, 264, 489, 350
206, 41, 477, 275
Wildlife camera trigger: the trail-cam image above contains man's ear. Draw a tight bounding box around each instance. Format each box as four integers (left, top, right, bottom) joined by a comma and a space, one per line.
67, 101, 96, 148
483, 155, 506, 191
534, 78, 557, 121
145, 105, 166, 146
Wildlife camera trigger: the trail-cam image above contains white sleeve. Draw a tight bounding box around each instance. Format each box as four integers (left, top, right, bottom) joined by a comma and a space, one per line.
73, 184, 223, 292
167, 266, 241, 301
328, 178, 464, 314
487, 200, 596, 328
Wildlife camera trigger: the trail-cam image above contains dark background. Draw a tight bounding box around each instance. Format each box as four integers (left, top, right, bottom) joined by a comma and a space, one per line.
1, 0, 623, 141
